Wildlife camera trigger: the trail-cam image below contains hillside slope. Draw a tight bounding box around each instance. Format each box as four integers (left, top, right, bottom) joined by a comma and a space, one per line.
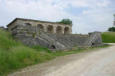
0, 29, 88, 76
0, 29, 54, 75
0, 29, 109, 76
102, 32, 115, 43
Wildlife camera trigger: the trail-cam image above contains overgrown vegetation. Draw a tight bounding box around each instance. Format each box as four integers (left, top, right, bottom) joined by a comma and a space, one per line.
0, 29, 55, 76
0, 29, 107, 76
108, 27, 115, 32
58, 19, 72, 25
102, 32, 115, 43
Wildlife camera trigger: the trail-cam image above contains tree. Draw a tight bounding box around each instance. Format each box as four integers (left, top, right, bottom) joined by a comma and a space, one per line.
108, 27, 115, 32
59, 19, 72, 25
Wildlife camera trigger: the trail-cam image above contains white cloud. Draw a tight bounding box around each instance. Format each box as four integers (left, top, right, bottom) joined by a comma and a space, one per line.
97, 0, 110, 7
0, 0, 114, 33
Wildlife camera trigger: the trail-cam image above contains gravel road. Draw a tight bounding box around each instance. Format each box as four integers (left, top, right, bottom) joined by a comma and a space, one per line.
9, 44, 115, 76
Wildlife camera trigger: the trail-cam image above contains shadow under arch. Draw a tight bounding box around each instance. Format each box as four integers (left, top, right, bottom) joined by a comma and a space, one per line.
56, 26, 62, 34
37, 24, 44, 31
47, 25, 54, 33
64, 27, 70, 34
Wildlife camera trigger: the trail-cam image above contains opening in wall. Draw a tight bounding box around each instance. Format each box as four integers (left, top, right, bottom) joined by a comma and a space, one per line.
37, 24, 44, 31
56, 26, 62, 34
64, 27, 69, 34
47, 25, 53, 33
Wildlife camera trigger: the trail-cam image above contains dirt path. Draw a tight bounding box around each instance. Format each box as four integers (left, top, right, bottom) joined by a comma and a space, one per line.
8, 44, 115, 76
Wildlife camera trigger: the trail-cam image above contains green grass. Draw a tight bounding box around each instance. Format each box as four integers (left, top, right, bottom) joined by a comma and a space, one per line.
102, 32, 115, 43
0, 29, 108, 76
0, 29, 54, 76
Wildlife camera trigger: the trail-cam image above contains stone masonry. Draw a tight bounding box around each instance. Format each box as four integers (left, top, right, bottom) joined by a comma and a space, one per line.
7, 18, 103, 50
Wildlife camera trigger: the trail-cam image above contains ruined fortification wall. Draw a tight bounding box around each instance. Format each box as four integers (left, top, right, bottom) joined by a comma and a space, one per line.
84, 32, 103, 47
10, 24, 102, 50
7, 18, 103, 50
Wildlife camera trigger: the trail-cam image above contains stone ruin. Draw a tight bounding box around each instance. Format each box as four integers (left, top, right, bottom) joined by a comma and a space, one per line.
7, 18, 103, 50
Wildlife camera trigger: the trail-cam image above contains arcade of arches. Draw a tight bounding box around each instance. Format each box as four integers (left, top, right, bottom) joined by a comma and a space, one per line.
26, 23, 71, 34
40, 24, 70, 34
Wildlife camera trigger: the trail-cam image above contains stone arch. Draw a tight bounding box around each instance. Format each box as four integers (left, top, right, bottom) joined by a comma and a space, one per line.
56, 26, 62, 34
64, 27, 70, 34
24, 23, 31, 26
47, 25, 53, 33
50, 45, 56, 49
37, 24, 44, 31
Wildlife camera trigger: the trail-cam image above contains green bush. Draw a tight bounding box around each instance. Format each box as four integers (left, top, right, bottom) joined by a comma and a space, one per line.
108, 27, 115, 32
58, 19, 72, 25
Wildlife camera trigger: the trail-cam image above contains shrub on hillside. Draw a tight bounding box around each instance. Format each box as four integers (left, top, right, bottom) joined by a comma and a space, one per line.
108, 27, 115, 32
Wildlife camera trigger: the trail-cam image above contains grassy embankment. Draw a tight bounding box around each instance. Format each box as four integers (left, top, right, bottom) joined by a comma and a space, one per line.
102, 32, 115, 43
0, 29, 108, 76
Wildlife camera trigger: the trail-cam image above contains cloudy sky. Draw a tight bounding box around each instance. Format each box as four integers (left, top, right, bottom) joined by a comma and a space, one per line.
0, 0, 115, 33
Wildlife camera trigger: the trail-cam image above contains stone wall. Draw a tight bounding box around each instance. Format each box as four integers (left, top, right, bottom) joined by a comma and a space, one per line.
7, 18, 72, 34
85, 32, 103, 47
7, 18, 103, 50
9, 24, 103, 50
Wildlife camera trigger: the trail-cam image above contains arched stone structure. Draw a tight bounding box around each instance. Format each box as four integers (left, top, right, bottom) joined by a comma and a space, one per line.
47, 25, 54, 33
24, 23, 31, 26
37, 24, 44, 30
8, 18, 72, 34
56, 26, 62, 34
64, 27, 70, 34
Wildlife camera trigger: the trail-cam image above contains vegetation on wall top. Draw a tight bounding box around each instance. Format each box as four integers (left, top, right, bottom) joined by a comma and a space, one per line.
58, 19, 72, 25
